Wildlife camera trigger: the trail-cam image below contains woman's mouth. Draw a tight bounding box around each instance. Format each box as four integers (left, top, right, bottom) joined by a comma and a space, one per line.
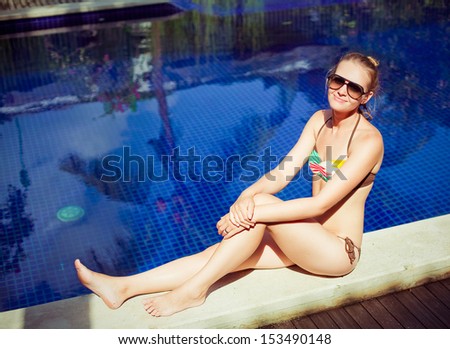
333, 95, 347, 104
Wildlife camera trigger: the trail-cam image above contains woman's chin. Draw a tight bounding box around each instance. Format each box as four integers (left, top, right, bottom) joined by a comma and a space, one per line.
328, 98, 358, 114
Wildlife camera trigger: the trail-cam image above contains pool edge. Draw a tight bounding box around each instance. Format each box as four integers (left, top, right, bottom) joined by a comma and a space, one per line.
1, 214, 449, 329
0, 1, 175, 21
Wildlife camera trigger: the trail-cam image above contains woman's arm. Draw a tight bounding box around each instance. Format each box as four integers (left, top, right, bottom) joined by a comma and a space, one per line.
228, 111, 322, 226
252, 129, 383, 223
241, 113, 320, 197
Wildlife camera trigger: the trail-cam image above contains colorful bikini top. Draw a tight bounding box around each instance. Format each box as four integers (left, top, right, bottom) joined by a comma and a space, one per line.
308, 114, 376, 187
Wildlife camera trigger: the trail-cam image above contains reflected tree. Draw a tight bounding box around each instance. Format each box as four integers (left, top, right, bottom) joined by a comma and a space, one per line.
0, 185, 34, 277
59, 153, 148, 204
0, 115, 33, 278
15, 119, 31, 189
150, 21, 175, 148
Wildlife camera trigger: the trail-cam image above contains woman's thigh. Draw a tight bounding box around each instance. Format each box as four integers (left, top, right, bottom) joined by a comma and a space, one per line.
235, 231, 295, 271
267, 219, 355, 276
247, 193, 356, 276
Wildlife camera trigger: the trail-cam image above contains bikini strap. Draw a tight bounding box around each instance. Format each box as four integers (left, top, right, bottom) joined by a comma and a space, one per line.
346, 113, 362, 153
338, 236, 361, 265
315, 116, 332, 143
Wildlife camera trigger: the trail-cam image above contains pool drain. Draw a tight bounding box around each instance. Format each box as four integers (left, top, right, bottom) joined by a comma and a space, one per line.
57, 205, 85, 222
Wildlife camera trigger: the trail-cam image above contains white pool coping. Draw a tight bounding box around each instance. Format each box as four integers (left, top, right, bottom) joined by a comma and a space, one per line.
0, 0, 173, 21
1, 214, 449, 329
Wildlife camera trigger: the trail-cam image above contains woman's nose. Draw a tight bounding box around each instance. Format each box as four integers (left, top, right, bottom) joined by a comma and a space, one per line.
337, 83, 348, 96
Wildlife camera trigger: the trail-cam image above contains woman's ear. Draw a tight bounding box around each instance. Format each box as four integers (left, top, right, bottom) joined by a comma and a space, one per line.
361, 91, 374, 105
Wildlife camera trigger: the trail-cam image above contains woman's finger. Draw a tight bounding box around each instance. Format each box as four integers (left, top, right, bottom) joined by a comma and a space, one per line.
229, 210, 240, 227
216, 217, 226, 231
222, 227, 238, 239
247, 200, 255, 220
235, 207, 249, 227
222, 222, 249, 239
220, 225, 232, 238
236, 205, 255, 227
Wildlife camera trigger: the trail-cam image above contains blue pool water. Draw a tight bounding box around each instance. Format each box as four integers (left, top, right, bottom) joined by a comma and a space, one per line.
0, 1, 449, 312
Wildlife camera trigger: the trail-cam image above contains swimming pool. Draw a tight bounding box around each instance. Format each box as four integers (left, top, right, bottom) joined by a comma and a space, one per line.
0, 0, 449, 312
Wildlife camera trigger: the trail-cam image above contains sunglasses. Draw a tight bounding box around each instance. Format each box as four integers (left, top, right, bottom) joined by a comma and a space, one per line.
327, 74, 368, 99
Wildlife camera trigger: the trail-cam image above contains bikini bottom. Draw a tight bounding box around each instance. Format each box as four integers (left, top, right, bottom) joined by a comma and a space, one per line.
338, 236, 361, 265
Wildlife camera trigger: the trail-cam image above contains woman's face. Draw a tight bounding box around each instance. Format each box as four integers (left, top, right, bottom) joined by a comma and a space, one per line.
327, 60, 373, 114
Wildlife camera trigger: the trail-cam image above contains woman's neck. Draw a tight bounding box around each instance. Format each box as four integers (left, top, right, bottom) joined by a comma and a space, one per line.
331, 109, 360, 129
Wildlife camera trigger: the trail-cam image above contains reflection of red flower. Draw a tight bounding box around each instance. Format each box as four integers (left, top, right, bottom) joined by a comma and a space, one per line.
97, 81, 140, 115
132, 87, 141, 99
93, 55, 141, 115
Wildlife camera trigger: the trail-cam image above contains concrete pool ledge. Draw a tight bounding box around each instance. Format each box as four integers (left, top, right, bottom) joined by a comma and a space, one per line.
1, 214, 449, 329
0, 0, 173, 21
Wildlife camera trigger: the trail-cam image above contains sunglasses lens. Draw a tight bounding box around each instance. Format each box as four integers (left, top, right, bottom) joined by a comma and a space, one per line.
328, 75, 345, 90
347, 83, 364, 99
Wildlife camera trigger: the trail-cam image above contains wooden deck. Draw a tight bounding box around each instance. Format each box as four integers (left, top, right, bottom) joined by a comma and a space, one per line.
261, 278, 450, 329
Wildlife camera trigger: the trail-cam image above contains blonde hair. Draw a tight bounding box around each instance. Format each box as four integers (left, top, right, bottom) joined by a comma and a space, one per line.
367, 56, 379, 67
328, 52, 380, 120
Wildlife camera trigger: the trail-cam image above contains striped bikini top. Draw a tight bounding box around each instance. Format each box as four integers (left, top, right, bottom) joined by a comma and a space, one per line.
308, 114, 376, 187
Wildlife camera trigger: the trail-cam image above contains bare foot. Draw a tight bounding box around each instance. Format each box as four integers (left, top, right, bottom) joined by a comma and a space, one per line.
74, 259, 125, 309
142, 285, 206, 317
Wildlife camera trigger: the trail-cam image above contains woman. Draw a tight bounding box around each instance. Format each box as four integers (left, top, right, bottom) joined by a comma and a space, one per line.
75, 52, 384, 317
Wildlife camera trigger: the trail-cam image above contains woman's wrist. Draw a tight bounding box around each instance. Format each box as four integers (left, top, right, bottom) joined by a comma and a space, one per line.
240, 188, 257, 198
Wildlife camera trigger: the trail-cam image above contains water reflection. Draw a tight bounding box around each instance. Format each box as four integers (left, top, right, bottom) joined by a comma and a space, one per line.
0, 185, 34, 277
0, 117, 34, 279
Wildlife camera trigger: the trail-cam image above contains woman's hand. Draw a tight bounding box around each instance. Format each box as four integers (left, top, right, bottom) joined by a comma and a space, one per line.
216, 213, 250, 239
229, 194, 256, 229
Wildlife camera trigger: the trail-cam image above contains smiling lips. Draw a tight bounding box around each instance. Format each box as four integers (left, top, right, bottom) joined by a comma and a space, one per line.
333, 94, 347, 103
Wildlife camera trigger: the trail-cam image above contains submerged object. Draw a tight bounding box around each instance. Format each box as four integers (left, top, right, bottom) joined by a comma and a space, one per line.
57, 205, 85, 222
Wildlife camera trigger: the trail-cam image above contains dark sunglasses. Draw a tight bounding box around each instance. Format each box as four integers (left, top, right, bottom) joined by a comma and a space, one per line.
327, 74, 368, 99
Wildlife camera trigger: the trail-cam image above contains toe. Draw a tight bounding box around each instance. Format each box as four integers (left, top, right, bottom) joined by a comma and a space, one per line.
150, 309, 160, 317
74, 259, 81, 270
144, 302, 155, 314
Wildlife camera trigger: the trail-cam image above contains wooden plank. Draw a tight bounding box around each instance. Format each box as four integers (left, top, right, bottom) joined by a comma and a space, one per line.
343, 303, 381, 328
377, 293, 424, 328
426, 281, 450, 308
360, 298, 403, 328
327, 307, 360, 329
441, 278, 450, 291
411, 285, 450, 328
261, 279, 450, 330
309, 312, 339, 329
291, 316, 318, 329
394, 290, 445, 328
260, 319, 296, 329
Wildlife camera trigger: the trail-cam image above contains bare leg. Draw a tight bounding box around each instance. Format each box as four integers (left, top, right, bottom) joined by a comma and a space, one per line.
75, 231, 292, 310
74, 244, 218, 309
76, 193, 355, 316
142, 219, 269, 316
143, 193, 356, 316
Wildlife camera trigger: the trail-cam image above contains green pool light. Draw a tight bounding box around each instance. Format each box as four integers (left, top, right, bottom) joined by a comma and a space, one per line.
57, 205, 85, 222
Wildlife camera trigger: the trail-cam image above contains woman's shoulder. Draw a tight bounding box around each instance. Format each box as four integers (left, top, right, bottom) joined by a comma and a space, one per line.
311, 109, 331, 120
308, 109, 331, 128
359, 117, 383, 143
353, 117, 384, 156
